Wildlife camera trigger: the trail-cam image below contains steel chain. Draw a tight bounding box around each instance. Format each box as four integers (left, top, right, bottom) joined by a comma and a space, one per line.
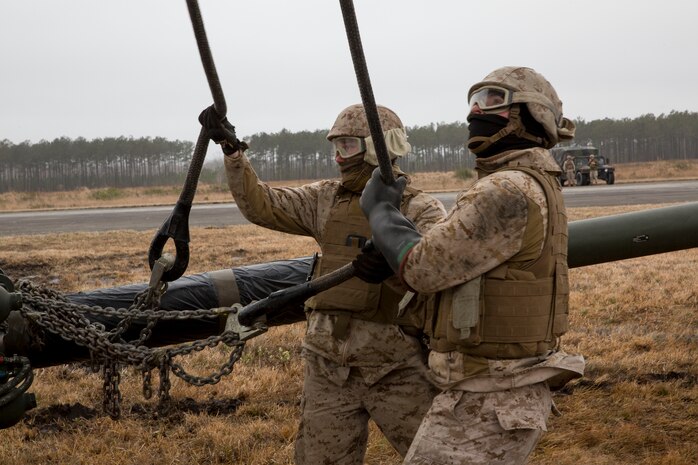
15, 279, 247, 418
102, 361, 122, 419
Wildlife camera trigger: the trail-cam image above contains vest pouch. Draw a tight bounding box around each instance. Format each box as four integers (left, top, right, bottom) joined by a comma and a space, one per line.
432, 278, 484, 349
480, 276, 555, 343
449, 277, 481, 340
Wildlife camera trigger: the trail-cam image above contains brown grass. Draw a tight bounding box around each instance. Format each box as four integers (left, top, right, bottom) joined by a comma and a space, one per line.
3, 159, 697, 212
618, 159, 698, 182
1, 204, 698, 463
0, 209, 698, 465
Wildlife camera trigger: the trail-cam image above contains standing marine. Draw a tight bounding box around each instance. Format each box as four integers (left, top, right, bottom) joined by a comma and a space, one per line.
200, 103, 445, 464
563, 154, 576, 186
588, 153, 599, 184
360, 66, 585, 464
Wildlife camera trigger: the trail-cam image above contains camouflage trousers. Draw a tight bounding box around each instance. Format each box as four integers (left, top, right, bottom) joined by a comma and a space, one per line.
403, 382, 552, 465
294, 354, 438, 465
565, 170, 576, 186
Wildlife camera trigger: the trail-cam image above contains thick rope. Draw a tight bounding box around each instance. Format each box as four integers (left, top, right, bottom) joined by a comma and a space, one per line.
339, 0, 394, 185
240, 0, 404, 320
149, 0, 228, 282
186, 0, 227, 117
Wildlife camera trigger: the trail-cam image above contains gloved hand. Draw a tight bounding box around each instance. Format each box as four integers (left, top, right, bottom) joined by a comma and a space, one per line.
360, 168, 407, 218
198, 105, 248, 155
351, 240, 394, 284
359, 168, 422, 276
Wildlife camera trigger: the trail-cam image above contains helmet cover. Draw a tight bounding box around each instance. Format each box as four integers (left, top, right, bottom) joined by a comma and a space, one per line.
468, 66, 575, 147
327, 104, 404, 139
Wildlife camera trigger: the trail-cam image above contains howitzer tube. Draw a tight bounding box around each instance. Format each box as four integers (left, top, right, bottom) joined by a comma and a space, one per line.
568, 201, 698, 268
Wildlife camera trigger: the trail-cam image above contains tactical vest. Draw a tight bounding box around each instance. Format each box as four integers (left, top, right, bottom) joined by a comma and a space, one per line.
423, 166, 569, 359
305, 184, 419, 333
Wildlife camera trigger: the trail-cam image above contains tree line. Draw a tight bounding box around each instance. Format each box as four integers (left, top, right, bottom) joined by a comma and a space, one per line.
0, 137, 194, 192
242, 122, 471, 181
1, 111, 697, 192
573, 110, 698, 163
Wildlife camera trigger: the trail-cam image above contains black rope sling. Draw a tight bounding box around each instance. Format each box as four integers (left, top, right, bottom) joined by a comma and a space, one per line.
238, 0, 397, 325
148, 0, 230, 283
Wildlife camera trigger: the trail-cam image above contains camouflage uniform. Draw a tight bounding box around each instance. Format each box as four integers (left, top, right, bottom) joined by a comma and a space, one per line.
563, 156, 576, 186
223, 109, 445, 464
588, 155, 599, 184
400, 148, 584, 465
360, 67, 585, 465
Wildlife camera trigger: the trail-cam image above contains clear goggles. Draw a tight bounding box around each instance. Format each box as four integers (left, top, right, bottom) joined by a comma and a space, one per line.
332, 136, 366, 159
468, 85, 514, 113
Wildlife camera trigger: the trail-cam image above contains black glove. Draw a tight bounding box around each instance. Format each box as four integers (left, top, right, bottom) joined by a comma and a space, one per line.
360, 168, 422, 274
351, 240, 394, 284
198, 105, 248, 155
360, 167, 407, 217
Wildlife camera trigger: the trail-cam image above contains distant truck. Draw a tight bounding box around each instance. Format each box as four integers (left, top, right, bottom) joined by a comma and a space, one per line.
551, 145, 615, 186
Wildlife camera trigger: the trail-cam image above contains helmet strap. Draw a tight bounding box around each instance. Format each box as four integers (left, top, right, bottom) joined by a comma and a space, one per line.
468, 105, 548, 155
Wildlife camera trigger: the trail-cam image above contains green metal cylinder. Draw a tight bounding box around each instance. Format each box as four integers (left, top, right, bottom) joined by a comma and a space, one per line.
568, 201, 698, 268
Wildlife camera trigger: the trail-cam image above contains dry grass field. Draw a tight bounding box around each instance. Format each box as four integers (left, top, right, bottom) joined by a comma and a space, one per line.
1, 168, 697, 464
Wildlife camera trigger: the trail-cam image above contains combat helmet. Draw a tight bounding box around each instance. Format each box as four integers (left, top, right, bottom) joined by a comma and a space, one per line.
327, 104, 404, 139
327, 104, 410, 165
467, 66, 576, 153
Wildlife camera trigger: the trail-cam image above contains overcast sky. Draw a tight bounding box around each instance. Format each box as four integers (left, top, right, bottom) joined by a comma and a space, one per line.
2, 0, 697, 147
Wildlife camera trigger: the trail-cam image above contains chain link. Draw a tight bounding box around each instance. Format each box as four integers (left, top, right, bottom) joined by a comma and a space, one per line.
102, 361, 122, 419
15, 279, 253, 418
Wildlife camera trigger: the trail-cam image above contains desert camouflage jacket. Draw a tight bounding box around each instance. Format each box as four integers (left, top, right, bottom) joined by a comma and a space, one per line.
400, 147, 584, 390
225, 153, 446, 384
401, 147, 561, 293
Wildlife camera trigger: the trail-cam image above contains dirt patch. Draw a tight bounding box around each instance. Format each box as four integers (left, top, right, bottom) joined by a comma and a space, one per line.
25, 403, 98, 433
1, 261, 55, 284
23, 397, 244, 433
2, 261, 53, 280
128, 396, 244, 423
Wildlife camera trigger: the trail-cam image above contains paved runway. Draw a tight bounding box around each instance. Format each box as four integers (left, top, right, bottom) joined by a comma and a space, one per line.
1, 180, 697, 236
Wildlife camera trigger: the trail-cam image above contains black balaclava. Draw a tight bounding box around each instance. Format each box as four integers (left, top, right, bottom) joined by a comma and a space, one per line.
467, 104, 548, 158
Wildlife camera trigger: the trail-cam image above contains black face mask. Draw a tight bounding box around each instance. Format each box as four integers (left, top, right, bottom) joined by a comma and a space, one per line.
467, 114, 509, 143
467, 107, 547, 158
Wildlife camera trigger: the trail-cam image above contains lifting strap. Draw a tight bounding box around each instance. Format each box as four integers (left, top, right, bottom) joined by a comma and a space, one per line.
239, 0, 401, 325
338, 0, 395, 185
148, 0, 229, 283
149, 0, 399, 309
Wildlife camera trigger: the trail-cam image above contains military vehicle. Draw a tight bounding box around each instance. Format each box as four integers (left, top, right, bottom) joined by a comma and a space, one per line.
552, 144, 615, 186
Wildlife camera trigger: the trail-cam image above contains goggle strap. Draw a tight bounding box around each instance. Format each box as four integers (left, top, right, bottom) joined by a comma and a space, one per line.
468, 105, 546, 154
511, 91, 559, 117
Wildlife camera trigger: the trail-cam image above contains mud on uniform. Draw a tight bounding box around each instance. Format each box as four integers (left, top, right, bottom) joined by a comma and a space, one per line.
397, 148, 584, 465
224, 154, 445, 464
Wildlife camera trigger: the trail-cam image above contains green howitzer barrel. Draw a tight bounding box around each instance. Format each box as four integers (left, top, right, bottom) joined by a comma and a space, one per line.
568, 201, 698, 268
237, 202, 698, 325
